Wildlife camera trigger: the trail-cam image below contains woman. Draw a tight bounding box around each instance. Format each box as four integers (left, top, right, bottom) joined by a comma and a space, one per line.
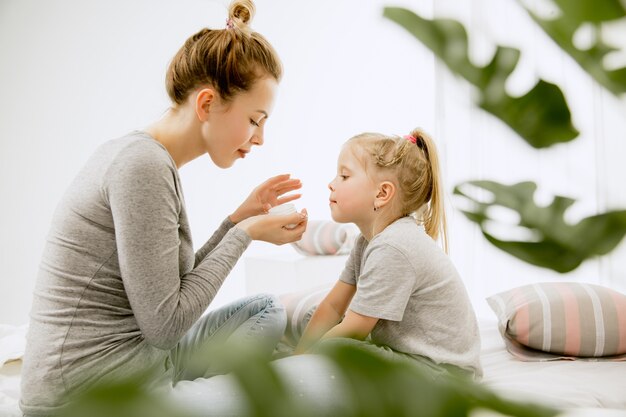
19, 1, 306, 415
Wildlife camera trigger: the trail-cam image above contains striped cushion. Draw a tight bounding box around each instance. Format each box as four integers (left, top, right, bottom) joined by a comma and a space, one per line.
291, 220, 358, 256
279, 284, 331, 347
487, 283, 626, 361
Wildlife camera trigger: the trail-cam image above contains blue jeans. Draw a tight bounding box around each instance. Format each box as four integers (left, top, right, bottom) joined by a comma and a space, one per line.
168, 293, 286, 383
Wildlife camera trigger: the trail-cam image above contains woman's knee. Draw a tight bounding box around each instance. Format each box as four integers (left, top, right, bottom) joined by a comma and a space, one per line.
248, 293, 287, 333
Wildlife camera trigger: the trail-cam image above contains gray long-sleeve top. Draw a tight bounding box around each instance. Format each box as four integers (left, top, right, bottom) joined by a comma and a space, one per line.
20, 132, 251, 416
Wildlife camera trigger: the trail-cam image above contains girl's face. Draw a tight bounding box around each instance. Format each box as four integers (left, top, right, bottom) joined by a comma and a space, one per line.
328, 145, 378, 225
203, 77, 278, 168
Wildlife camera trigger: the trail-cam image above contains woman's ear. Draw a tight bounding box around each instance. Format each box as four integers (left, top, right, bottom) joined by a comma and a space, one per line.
195, 88, 217, 121
375, 181, 396, 209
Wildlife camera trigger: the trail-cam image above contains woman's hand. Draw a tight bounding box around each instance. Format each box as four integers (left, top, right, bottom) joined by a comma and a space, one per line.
236, 209, 308, 245
229, 174, 302, 224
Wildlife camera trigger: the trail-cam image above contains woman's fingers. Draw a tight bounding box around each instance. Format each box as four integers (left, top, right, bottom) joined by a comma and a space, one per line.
274, 179, 302, 195
281, 210, 307, 226
287, 209, 308, 234
279, 210, 307, 238
276, 193, 302, 205
263, 173, 292, 187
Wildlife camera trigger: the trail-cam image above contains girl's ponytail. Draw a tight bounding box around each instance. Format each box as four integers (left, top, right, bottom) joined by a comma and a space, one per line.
409, 129, 448, 253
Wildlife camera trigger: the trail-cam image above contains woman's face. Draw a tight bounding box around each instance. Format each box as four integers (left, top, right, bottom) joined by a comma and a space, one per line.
203, 77, 278, 168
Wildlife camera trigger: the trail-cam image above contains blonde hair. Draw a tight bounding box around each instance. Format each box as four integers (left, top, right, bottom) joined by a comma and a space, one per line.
165, 0, 282, 105
348, 128, 448, 252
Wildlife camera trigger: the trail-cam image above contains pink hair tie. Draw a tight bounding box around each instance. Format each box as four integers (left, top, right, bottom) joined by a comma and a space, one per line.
226, 18, 235, 29
403, 134, 417, 144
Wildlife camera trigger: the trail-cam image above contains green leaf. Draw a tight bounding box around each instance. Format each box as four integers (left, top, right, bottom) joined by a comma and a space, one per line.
552, 0, 626, 23
454, 180, 626, 272
231, 356, 313, 417
53, 341, 561, 417
320, 342, 559, 417
383, 7, 579, 149
55, 378, 190, 417
480, 80, 579, 148
520, 1, 626, 95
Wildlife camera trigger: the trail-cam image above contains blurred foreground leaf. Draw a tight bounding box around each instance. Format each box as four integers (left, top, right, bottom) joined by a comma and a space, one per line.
454, 180, 626, 272
229, 349, 318, 417
303, 342, 557, 417
383, 7, 579, 149
54, 341, 561, 417
519, 0, 626, 95
55, 378, 189, 417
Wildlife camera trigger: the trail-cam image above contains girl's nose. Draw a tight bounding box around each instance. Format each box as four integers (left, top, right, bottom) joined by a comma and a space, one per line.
328, 182, 334, 191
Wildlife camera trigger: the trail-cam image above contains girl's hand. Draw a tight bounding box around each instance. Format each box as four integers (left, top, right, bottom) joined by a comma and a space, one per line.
236, 209, 308, 245
229, 174, 302, 224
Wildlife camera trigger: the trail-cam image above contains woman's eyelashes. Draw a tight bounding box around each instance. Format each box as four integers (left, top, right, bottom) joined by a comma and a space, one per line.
249, 118, 260, 127
339, 174, 349, 180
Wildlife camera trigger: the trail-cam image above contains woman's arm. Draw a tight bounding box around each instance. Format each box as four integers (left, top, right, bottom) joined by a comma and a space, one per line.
194, 217, 236, 267
295, 280, 356, 354
195, 174, 302, 266
106, 146, 254, 350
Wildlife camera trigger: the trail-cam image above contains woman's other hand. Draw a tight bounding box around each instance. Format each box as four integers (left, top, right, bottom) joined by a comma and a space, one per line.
229, 174, 302, 224
236, 209, 308, 245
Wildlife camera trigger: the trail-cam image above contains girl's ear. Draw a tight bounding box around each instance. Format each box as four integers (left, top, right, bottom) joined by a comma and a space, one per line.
195, 88, 217, 121
375, 181, 396, 208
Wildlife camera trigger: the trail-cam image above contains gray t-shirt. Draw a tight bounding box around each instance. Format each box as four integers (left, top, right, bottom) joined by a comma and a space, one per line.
20, 132, 252, 416
339, 216, 482, 377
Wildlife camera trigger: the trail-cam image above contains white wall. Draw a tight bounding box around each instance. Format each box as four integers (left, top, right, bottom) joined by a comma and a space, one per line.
1, 0, 624, 325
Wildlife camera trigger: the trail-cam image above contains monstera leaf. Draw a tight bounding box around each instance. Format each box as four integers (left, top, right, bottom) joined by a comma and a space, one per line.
383, 7, 579, 149
56, 342, 558, 417
519, 0, 626, 95
454, 180, 626, 272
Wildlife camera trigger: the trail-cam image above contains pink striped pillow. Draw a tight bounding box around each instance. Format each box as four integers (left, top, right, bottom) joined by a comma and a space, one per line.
487, 283, 626, 361
291, 220, 358, 256
279, 284, 331, 347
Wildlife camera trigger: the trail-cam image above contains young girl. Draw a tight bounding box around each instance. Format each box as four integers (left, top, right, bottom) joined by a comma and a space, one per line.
20, 1, 307, 415
295, 129, 482, 378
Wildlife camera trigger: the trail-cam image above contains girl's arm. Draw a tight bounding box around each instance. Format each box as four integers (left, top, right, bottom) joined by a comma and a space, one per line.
294, 280, 356, 354
319, 309, 379, 341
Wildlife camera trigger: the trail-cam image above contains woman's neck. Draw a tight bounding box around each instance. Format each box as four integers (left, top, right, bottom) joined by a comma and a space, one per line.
145, 107, 205, 169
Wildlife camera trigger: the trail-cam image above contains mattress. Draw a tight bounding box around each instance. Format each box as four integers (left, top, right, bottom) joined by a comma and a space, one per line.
1, 322, 625, 417
479, 320, 626, 410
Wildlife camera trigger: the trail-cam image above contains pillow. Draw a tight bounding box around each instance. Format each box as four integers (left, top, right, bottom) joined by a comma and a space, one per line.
291, 220, 358, 256
278, 284, 332, 347
486, 282, 626, 361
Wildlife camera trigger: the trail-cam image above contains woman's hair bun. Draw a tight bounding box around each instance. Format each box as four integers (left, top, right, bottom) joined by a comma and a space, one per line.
228, 0, 256, 28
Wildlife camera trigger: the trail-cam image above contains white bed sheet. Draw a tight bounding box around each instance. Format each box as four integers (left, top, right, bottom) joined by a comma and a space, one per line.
0, 360, 20, 417
1, 322, 625, 417
480, 320, 626, 410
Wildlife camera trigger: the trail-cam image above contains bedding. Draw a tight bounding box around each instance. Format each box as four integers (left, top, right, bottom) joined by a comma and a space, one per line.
279, 285, 626, 411
291, 220, 358, 256
1, 318, 625, 416
479, 319, 626, 409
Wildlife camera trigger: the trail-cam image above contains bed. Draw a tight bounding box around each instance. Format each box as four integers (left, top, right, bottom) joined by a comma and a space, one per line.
479, 319, 626, 411
1, 319, 625, 417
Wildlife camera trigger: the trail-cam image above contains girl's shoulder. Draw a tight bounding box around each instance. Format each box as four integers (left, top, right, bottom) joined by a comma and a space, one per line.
375, 217, 428, 244
370, 217, 443, 259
